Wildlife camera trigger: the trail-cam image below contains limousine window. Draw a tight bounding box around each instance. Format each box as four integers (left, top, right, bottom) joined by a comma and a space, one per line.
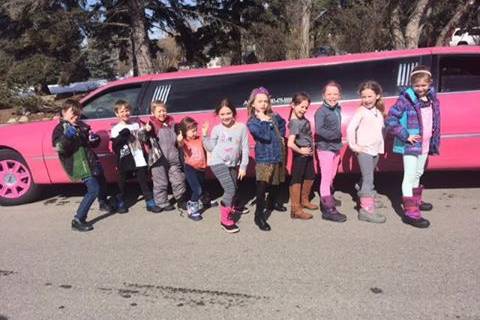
439, 55, 480, 92
146, 57, 416, 113
82, 85, 142, 119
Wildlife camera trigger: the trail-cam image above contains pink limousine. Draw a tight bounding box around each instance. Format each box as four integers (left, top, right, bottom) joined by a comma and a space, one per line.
1, 46, 479, 205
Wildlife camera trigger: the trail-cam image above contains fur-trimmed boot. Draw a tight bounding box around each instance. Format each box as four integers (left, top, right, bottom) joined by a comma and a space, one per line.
413, 185, 433, 211
290, 184, 313, 220
358, 196, 386, 223
301, 180, 319, 210
320, 195, 346, 222
401, 196, 430, 228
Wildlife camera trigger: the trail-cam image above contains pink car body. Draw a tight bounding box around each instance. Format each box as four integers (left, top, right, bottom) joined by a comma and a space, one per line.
1, 46, 479, 205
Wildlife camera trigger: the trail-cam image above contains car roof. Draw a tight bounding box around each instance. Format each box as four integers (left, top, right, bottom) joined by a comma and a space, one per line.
81, 46, 480, 103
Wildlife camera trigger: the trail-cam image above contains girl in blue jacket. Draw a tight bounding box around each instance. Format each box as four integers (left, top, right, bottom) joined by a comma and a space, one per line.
247, 87, 286, 231
386, 65, 440, 228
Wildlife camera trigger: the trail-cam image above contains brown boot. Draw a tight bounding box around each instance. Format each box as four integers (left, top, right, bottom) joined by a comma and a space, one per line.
290, 184, 313, 220
301, 180, 319, 210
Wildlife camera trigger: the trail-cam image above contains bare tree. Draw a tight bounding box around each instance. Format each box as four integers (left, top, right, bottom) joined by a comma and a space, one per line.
127, 0, 153, 75
300, 0, 313, 58
390, 0, 432, 49
435, 0, 480, 46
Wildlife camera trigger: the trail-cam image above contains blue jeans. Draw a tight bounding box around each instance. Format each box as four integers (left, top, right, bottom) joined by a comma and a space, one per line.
75, 163, 108, 222
184, 164, 205, 202
75, 176, 100, 222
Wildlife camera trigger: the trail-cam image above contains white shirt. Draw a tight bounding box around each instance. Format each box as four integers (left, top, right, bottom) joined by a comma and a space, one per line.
111, 121, 147, 167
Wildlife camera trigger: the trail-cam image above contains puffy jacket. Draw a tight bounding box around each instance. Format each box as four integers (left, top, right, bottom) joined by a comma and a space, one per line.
146, 116, 181, 166
247, 113, 286, 164
52, 120, 100, 181
314, 102, 343, 153
385, 87, 441, 156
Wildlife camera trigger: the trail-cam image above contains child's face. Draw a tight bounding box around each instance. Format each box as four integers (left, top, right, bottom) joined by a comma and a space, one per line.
323, 85, 341, 106
360, 88, 379, 108
412, 78, 431, 98
252, 93, 269, 114
186, 127, 197, 139
292, 100, 309, 118
153, 105, 167, 122
218, 106, 234, 126
62, 107, 79, 125
115, 106, 131, 122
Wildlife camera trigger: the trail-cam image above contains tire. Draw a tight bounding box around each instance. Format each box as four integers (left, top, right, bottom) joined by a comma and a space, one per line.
0, 149, 41, 206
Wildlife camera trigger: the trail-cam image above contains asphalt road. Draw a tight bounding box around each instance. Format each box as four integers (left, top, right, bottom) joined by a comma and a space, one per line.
1, 171, 479, 320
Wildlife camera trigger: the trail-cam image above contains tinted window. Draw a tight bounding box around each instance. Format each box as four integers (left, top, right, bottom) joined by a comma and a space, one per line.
145, 58, 418, 113
82, 85, 142, 119
469, 28, 480, 36
439, 55, 480, 92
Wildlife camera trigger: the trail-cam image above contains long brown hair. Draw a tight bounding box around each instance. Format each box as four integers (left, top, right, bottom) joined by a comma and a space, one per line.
358, 80, 385, 117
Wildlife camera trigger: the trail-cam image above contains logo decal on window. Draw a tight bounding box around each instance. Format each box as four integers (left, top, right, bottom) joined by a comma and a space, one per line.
152, 84, 172, 103
397, 62, 418, 87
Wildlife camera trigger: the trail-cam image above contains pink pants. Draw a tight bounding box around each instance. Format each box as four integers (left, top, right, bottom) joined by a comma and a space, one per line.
317, 150, 340, 197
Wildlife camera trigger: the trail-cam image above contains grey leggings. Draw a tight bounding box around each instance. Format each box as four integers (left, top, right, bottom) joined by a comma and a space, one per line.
357, 152, 379, 197
210, 163, 238, 207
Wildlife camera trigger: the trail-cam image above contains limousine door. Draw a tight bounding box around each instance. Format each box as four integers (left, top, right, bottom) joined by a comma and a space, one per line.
432, 54, 480, 170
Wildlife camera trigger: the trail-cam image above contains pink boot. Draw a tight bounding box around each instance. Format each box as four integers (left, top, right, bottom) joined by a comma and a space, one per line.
401, 196, 430, 228
220, 204, 239, 233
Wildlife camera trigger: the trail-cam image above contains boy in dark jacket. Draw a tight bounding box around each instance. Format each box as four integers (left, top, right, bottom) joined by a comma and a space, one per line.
52, 99, 113, 232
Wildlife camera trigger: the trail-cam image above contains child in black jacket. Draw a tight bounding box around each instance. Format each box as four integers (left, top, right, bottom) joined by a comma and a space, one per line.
52, 99, 113, 232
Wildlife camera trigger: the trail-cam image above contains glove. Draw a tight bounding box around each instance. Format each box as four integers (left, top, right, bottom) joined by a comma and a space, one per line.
64, 125, 78, 139
119, 128, 130, 138
89, 132, 100, 143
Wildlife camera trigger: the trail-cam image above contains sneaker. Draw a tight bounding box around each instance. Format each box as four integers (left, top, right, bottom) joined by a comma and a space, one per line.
146, 199, 163, 213
177, 200, 187, 211
115, 195, 128, 214
99, 201, 114, 213
71, 219, 93, 232
187, 202, 203, 221
221, 223, 240, 233
161, 204, 176, 211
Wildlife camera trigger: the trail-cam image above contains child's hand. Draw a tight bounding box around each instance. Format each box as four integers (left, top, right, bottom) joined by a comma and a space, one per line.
237, 169, 246, 180
407, 135, 421, 144
64, 125, 77, 139
299, 147, 312, 156
88, 132, 100, 143
202, 122, 209, 136
255, 110, 269, 121
144, 122, 152, 132
119, 128, 131, 137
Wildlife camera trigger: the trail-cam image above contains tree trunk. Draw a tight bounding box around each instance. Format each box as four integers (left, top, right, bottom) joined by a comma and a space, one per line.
436, 0, 479, 46
404, 0, 431, 49
390, 2, 406, 49
127, 0, 153, 75
300, 0, 312, 58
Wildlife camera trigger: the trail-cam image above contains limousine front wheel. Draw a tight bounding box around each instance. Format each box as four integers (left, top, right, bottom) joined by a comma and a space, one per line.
0, 149, 40, 206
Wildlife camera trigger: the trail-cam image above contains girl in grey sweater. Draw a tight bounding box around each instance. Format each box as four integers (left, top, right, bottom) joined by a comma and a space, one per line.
203, 99, 249, 233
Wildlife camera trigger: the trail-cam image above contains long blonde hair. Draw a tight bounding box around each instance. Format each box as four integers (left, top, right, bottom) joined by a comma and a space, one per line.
247, 87, 273, 117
